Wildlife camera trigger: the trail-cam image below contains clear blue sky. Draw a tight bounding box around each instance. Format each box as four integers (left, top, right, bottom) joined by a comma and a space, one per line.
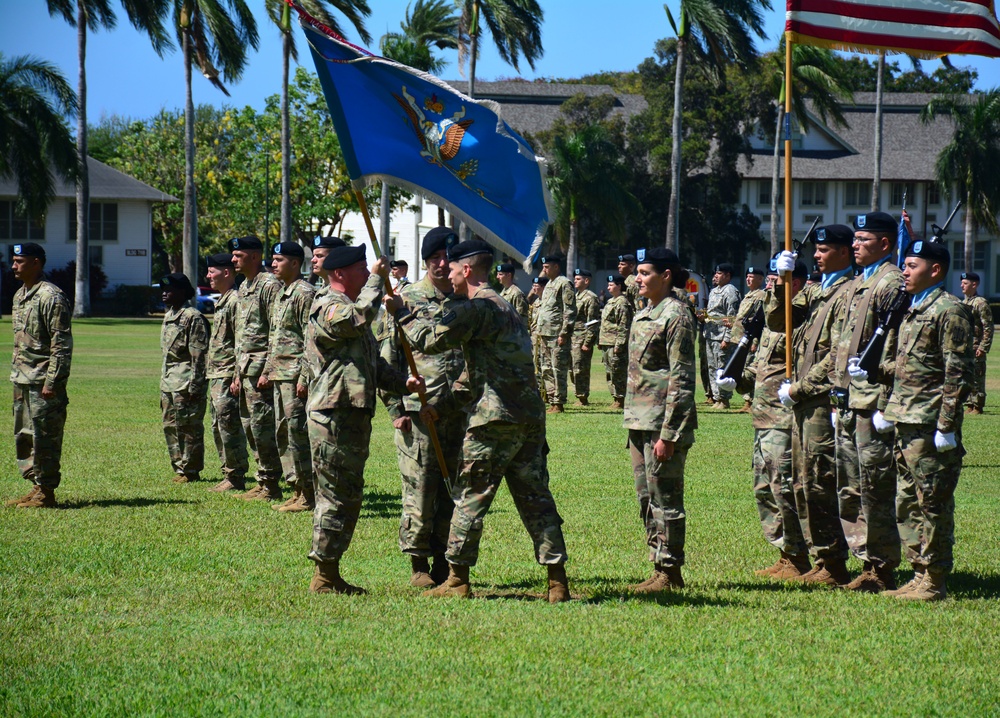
3, 1, 998, 122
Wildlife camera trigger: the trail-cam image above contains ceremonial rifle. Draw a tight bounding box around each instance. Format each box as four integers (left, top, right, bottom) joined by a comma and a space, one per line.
721, 300, 765, 381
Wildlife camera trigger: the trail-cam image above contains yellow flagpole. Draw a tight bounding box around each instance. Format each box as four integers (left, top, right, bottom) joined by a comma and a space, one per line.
784, 33, 794, 377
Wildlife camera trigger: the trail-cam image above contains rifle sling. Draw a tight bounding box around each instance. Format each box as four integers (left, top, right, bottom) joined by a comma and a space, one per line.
834, 262, 897, 388
802, 280, 851, 376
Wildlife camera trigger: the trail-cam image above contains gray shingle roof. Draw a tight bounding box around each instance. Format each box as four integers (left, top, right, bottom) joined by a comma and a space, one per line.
0, 157, 178, 202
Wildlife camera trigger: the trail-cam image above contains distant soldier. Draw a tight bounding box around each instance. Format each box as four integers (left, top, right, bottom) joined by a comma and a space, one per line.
205, 253, 249, 492
309, 235, 347, 297
880, 240, 973, 601
703, 263, 741, 409
536, 253, 577, 413
159, 273, 209, 484
527, 276, 549, 398
5, 243, 72, 509
960, 271, 993, 414
385, 239, 570, 603
599, 273, 633, 410
390, 259, 411, 291
230, 235, 285, 501
497, 262, 529, 323
625, 247, 698, 593
266, 242, 317, 513
571, 268, 600, 406
731, 266, 766, 413
618, 253, 642, 311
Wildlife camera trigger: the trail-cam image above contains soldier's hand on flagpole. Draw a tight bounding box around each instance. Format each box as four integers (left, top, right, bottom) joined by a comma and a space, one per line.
902, 209, 915, 239
383, 293, 404, 314
405, 374, 425, 395
373, 256, 389, 280
393, 416, 412, 432
847, 356, 868, 381
775, 250, 796, 274
778, 380, 795, 407
419, 404, 439, 424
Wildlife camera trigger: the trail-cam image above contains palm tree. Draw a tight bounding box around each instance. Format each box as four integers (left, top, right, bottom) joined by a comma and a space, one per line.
46, 0, 171, 316
0, 54, 77, 218
172, 0, 259, 289
266, 0, 371, 247
765, 40, 852, 254
457, 0, 543, 98
921, 91, 1000, 273
662, 0, 770, 251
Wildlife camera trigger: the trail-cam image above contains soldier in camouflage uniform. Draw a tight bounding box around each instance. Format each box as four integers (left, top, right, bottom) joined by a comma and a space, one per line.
527, 276, 549, 399
306, 247, 419, 595
536, 254, 577, 412
379, 226, 466, 588
385, 239, 570, 603
229, 235, 285, 501
960, 271, 993, 414
390, 259, 411, 290
618, 253, 642, 312
624, 247, 698, 593
5, 243, 72, 509
703, 263, 742, 409
205, 253, 249, 492
266, 242, 317, 513
571, 268, 600, 406
599, 273, 633, 410
880, 240, 973, 601
730, 267, 766, 413
497, 262, 529, 323
159, 273, 209, 484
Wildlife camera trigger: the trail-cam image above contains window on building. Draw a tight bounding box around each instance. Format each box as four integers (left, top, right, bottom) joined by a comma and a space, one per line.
926, 183, 941, 206
844, 182, 868, 207
758, 181, 782, 207
89, 245, 103, 267
890, 182, 915, 208
952, 241, 965, 271
975, 241, 988, 270
0, 200, 45, 241
69, 202, 118, 241
800, 182, 827, 207
759, 213, 771, 225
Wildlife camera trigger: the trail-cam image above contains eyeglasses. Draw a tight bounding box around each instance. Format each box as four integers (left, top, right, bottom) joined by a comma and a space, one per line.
852, 235, 879, 244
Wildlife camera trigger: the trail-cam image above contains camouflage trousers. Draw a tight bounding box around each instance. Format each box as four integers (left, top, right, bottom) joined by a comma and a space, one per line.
239, 376, 282, 484
446, 422, 567, 567
848, 408, 901, 569
532, 336, 549, 401
12, 383, 67, 489
570, 338, 593, 400
395, 409, 463, 556
308, 407, 372, 563
833, 408, 865, 559
792, 402, 848, 561
161, 388, 206, 479
538, 336, 571, 405
274, 380, 312, 491
629, 430, 690, 567
753, 427, 807, 557
602, 347, 628, 400
209, 378, 248, 482
706, 340, 735, 401
966, 354, 988, 410
894, 423, 964, 574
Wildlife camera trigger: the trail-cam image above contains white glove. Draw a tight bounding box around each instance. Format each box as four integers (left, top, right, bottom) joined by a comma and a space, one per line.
847, 356, 868, 381
934, 431, 957, 452
831, 412, 838, 429
778, 382, 794, 407
716, 369, 737, 393
775, 250, 796, 274
872, 410, 894, 434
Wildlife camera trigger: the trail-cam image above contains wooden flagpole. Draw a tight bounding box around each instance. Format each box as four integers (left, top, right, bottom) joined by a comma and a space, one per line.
784, 33, 794, 376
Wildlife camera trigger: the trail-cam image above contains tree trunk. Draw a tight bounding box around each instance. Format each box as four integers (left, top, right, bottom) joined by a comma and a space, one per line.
280, 30, 292, 245
468, 2, 479, 98
74, 4, 90, 317
665, 35, 685, 251
566, 195, 578, 276
380, 181, 391, 257
871, 52, 885, 211
770, 104, 783, 256
182, 29, 199, 293
965, 190, 973, 274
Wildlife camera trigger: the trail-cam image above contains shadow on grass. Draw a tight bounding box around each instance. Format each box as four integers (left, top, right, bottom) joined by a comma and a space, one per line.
57, 497, 195, 510
361, 489, 402, 519
943, 570, 1000, 599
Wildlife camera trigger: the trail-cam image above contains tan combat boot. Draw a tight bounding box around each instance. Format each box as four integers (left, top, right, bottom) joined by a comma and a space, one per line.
632, 564, 682, 593
896, 569, 947, 602
792, 557, 850, 587
17, 486, 56, 508
754, 555, 785, 577
884, 567, 926, 597
409, 556, 436, 588
6, 485, 39, 507
172, 473, 199, 483
547, 564, 570, 603
845, 561, 897, 593
713, 398, 731, 410
610, 398, 624, 411
771, 552, 812, 581
241, 484, 264, 501
208, 477, 246, 492
301, 482, 316, 511
309, 560, 367, 595
429, 553, 450, 585
547, 404, 564, 414
274, 488, 303, 512
423, 564, 471, 598
247, 480, 283, 502
575, 396, 589, 407
740, 399, 753, 414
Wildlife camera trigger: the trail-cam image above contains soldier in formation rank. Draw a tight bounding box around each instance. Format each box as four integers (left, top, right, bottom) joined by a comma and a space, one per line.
159, 273, 209, 484
496, 262, 529, 323
5, 243, 72, 509
599, 273, 633, 410
527, 275, 549, 398
617, 253, 642, 311
390, 259, 411, 290
702, 263, 742, 409
535, 253, 577, 413
731, 266, 766, 413
571, 268, 600, 406
959, 271, 993, 414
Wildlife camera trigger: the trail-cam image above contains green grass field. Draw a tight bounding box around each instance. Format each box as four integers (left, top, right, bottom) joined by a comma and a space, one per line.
2, 318, 1000, 716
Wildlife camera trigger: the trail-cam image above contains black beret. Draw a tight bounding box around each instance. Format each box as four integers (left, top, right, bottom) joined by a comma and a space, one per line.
206, 252, 235, 268
608, 273, 626, 285
540, 253, 565, 265
961, 271, 980, 282
421, 226, 459, 260
161, 272, 196, 299
715, 262, 735, 274
746, 266, 765, 277
792, 261, 809, 280
389, 259, 408, 268
574, 268, 592, 278
272, 241, 304, 258
496, 263, 515, 273
906, 239, 950, 265
230, 235, 264, 251
448, 239, 493, 262
313, 235, 346, 249
812, 224, 854, 246
618, 253, 637, 263
532, 276, 549, 286
637, 247, 680, 266
322, 245, 366, 271
853, 211, 896, 234
12, 242, 45, 259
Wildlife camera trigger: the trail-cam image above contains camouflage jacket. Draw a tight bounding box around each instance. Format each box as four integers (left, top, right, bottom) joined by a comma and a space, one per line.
10, 280, 72, 389
500, 283, 530, 324
304, 274, 407, 415
396, 286, 545, 428
730, 288, 766, 345
265, 278, 316, 383
704, 284, 741, 342
536, 275, 577, 338
235, 270, 282, 379
379, 275, 469, 420
160, 306, 209, 394
963, 294, 994, 353
624, 273, 642, 312
735, 325, 795, 430
599, 295, 633, 351
573, 289, 601, 348
884, 287, 973, 433
207, 289, 238, 380
623, 294, 698, 444
830, 259, 903, 411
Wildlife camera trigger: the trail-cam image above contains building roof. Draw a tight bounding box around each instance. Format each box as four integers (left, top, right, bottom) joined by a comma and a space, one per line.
445, 80, 648, 138
0, 157, 178, 202
738, 92, 955, 182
